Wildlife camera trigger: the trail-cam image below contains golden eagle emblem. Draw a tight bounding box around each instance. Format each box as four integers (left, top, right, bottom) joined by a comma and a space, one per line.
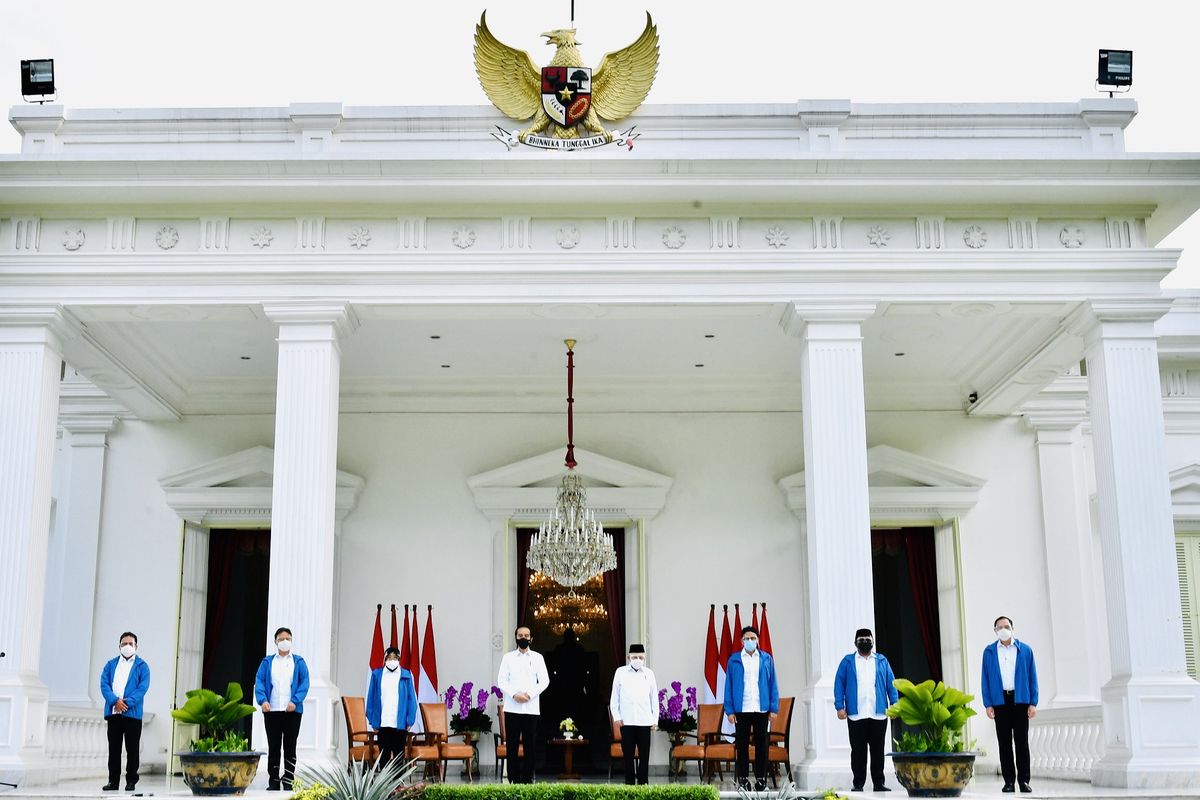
474, 11, 659, 150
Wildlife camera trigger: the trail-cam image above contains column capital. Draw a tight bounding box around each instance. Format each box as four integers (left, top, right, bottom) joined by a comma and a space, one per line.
0, 305, 82, 350
1064, 300, 1174, 340
262, 302, 360, 340
59, 414, 120, 441
779, 302, 877, 338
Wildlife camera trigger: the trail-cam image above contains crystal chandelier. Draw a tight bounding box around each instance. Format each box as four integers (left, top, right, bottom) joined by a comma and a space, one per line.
526, 339, 618, 596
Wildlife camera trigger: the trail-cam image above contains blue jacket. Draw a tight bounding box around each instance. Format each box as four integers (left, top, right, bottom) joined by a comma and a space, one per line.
723, 650, 780, 715
981, 640, 1039, 709
833, 652, 898, 716
255, 654, 311, 714
100, 655, 151, 720
364, 667, 418, 731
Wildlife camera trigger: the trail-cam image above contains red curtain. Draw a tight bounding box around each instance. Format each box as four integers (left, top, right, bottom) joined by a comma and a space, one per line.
601, 529, 627, 664
516, 529, 533, 629
202, 531, 270, 687
904, 531, 942, 682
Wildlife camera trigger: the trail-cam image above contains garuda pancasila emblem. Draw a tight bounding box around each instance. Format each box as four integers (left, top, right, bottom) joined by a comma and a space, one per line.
474, 11, 659, 151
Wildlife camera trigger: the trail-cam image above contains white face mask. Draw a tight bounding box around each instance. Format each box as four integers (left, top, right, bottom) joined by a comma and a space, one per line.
743, 639, 758, 653
276, 639, 293, 653
120, 644, 136, 658
385, 660, 400, 671
996, 628, 1014, 643
629, 657, 645, 670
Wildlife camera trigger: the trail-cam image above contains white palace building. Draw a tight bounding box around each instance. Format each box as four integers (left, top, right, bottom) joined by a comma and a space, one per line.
2, 97, 1200, 790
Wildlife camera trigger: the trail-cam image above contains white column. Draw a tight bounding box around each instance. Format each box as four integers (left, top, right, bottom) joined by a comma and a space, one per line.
0, 306, 78, 785
262, 302, 358, 769
40, 416, 119, 707
781, 302, 877, 789
1075, 302, 1200, 788
1026, 418, 1100, 705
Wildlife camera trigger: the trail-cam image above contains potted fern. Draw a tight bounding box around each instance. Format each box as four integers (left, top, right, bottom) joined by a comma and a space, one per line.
886, 679, 977, 797
170, 682, 262, 795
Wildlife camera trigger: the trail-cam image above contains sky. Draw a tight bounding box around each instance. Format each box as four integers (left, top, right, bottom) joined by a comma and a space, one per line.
2, 0, 1197, 285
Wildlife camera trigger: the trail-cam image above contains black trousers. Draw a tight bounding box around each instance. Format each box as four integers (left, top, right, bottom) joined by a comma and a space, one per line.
505, 712, 538, 784
376, 727, 408, 769
847, 718, 888, 789
620, 725, 652, 785
106, 715, 142, 785
264, 711, 303, 785
734, 712, 770, 787
993, 696, 1030, 785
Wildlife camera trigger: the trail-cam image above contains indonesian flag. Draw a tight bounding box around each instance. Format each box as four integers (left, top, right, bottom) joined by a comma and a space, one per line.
419, 606, 440, 703
760, 602, 774, 656
369, 604, 385, 671
752, 602, 759, 631
718, 605, 735, 738
409, 605, 425, 735
733, 603, 744, 643
389, 604, 399, 650
400, 605, 412, 668
703, 604, 719, 704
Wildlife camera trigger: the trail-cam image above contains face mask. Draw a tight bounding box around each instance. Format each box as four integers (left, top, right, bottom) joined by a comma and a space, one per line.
385, 661, 399, 671
743, 639, 758, 653
120, 644, 136, 658
996, 628, 1013, 643
516, 638, 531, 650
856, 640, 873, 655
629, 657, 644, 670
277, 639, 293, 653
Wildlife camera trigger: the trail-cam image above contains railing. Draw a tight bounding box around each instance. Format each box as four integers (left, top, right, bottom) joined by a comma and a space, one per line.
1026, 705, 1102, 781
45, 705, 155, 779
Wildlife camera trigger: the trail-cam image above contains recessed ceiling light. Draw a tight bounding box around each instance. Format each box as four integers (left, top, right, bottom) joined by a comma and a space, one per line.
704, 334, 715, 339
240, 356, 251, 360
894, 352, 906, 357
695, 363, 705, 368
430, 335, 441, 339
441, 364, 451, 368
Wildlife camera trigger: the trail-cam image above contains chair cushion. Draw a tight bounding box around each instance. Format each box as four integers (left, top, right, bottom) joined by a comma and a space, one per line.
706, 744, 735, 760
440, 744, 474, 758
610, 744, 622, 757
672, 745, 704, 759
407, 745, 440, 760
767, 747, 789, 762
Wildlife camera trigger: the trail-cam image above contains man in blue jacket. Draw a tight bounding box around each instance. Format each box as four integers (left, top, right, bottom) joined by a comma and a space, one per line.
981, 616, 1038, 793
365, 647, 418, 768
723, 625, 780, 791
254, 627, 310, 791
99, 631, 150, 791
833, 628, 898, 792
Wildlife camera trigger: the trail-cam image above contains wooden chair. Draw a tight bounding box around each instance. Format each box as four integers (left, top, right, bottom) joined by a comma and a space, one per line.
607, 709, 623, 780
702, 707, 737, 784
764, 697, 795, 788
420, 702, 474, 783
492, 703, 524, 782
339, 696, 378, 768
670, 702, 722, 781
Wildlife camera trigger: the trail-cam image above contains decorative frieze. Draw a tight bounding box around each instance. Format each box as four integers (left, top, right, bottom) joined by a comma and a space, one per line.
914, 216, 945, 250
605, 217, 636, 249
398, 217, 427, 250
296, 217, 326, 251
1008, 217, 1038, 249
1106, 217, 1138, 249
106, 217, 136, 252
199, 217, 230, 252
709, 216, 739, 250
11, 217, 39, 251
811, 216, 842, 249
501, 216, 532, 250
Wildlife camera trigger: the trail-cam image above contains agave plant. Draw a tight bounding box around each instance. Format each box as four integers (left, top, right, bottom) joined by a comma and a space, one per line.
296, 758, 421, 800
886, 678, 977, 753
735, 779, 841, 800
170, 682, 257, 752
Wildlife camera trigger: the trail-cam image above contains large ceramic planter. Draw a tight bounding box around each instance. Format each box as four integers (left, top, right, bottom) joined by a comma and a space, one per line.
889, 752, 976, 797
176, 751, 264, 796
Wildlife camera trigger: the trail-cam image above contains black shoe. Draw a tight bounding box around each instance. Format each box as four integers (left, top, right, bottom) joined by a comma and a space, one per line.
873, 786, 891, 792
851, 787, 864, 793
125, 783, 137, 791
267, 782, 281, 791
102, 783, 119, 791
1019, 783, 1033, 793
282, 782, 293, 792
1002, 784, 1015, 793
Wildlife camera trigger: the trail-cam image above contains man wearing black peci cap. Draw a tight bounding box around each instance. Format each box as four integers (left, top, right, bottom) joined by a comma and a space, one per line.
609, 643, 658, 785
833, 628, 898, 792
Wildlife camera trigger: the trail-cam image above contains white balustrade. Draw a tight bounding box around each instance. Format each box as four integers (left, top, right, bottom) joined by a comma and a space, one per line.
1026, 705, 1103, 781
44, 705, 155, 779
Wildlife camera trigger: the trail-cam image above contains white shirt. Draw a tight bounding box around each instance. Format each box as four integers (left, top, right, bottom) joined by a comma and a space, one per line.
112, 656, 135, 707
998, 641, 1018, 692
610, 665, 659, 727
741, 650, 763, 713
497, 648, 550, 715
270, 653, 295, 710
380, 667, 402, 729
850, 652, 885, 721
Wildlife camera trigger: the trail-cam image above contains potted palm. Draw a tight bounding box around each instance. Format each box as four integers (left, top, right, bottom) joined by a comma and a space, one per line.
886, 679, 977, 797
170, 682, 261, 795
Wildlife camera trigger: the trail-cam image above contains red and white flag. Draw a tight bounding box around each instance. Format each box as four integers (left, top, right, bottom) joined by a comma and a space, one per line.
408, 604, 425, 734
369, 604, 385, 671
420, 606, 440, 703
752, 602, 759, 631
703, 604, 719, 704
733, 603, 744, 642
389, 604, 399, 650
718, 605, 735, 738
400, 605, 412, 667
760, 602, 773, 656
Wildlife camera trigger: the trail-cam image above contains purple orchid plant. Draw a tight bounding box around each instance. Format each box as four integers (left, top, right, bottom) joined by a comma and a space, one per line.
657, 681, 699, 733
443, 683, 502, 733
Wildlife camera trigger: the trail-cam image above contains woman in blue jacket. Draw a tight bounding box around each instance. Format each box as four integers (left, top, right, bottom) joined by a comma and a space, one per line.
254, 627, 310, 791
365, 647, 418, 767
99, 631, 150, 791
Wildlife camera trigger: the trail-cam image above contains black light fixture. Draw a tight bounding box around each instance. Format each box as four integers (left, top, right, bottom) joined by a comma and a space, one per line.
1097, 49, 1132, 96
21, 59, 55, 103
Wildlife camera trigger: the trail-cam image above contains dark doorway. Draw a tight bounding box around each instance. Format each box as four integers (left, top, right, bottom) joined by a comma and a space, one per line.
515, 527, 626, 776
202, 529, 271, 745
871, 528, 942, 684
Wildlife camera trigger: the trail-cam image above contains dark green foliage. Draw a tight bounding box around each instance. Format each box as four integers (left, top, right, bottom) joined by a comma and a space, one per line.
170, 682, 257, 752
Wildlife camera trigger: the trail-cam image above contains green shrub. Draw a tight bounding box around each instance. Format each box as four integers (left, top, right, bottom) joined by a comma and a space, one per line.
170, 682, 257, 752
423, 786, 720, 800
885, 678, 977, 754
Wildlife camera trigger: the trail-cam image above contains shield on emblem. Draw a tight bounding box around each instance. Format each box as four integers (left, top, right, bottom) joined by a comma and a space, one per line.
541, 66, 592, 127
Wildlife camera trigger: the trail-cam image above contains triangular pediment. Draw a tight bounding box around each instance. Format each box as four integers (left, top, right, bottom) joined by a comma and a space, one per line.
467, 447, 672, 522
1171, 463, 1200, 521
159, 446, 364, 526
778, 444, 985, 522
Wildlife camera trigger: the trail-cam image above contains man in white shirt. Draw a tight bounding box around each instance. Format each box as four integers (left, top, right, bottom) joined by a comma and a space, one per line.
982, 616, 1039, 793
609, 644, 659, 784
833, 628, 898, 791
497, 625, 550, 783
723, 626, 780, 791
99, 631, 150, 791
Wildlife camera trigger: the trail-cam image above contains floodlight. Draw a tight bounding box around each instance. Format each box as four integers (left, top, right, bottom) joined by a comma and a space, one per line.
21, 59, 55, 102
1097, 49, 1132, 95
